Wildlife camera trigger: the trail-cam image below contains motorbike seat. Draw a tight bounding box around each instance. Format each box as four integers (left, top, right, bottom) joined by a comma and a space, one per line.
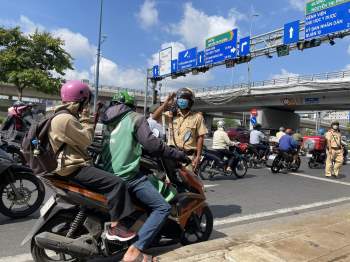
42, 174, 108, 205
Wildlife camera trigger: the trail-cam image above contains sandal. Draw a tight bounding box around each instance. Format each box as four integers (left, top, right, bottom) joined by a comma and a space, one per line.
122, 253, 158, 262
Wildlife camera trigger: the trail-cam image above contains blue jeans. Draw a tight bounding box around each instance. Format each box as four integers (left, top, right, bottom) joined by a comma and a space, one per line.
127, 174, 171, 251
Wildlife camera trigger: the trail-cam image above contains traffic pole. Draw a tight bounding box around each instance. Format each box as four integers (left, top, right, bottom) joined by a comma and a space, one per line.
93, 0, 104, 113
143, 69, 149, 116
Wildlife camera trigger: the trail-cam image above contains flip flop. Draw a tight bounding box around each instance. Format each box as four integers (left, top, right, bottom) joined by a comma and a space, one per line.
122, 253, 158, 262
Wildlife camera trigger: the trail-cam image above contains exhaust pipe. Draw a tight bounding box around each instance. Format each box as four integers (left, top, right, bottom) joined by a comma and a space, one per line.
35, 232, 99, 257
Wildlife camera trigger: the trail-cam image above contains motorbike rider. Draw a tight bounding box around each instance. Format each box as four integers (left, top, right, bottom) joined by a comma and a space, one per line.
2, 101, 31, 132
325, 121, 343, 178
276, 126, 285, 141
48, 80, 136, 242
100, 90, 190, 262
279, 128, 298, 164
153, 88, 208, 171
212, 120, 239, 172
249, 123, 268, 160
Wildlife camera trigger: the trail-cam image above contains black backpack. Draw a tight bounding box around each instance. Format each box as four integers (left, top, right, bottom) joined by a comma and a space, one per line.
22, 110, 69, 176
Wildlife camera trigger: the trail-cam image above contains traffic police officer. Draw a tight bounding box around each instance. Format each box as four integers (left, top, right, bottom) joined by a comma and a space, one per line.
153, 88, 208, 170
325, 121, 343, 178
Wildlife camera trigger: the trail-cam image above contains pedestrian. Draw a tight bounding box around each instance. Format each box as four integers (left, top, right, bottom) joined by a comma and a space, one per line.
325, 121, 343, 178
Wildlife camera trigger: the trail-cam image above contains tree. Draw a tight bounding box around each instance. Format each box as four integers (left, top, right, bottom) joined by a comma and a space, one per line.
0, 27, 73, 100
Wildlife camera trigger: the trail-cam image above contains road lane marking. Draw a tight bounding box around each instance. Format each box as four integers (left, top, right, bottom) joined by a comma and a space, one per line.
204, 184, 219, 188
290, 172, 350, 186
0, 253, 33, 262
214, 197, 350, 226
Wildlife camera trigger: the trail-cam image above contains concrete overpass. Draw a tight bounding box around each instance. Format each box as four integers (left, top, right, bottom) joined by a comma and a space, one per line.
187, 70, 350, 131
0, 83, 153, 108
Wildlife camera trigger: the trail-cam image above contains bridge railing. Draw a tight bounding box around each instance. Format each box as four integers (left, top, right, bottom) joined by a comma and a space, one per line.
187, 69, 350, 96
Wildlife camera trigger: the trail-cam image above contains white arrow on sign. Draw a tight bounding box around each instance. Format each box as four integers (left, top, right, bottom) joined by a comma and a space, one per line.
230, 47, 236, 54
184, 51, 189, 58
289, 27, 294, 39
241, 42, 247, 52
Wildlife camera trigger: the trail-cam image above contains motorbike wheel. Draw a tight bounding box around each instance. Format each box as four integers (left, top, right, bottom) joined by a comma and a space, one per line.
31, 211, 87, 262
180, 206, 213, 246
291, 157, 301, 172
198, 160, 213, 180
308, 159, 316, 169
271, 156, 282, 174
0, 172, 45, 218
234, 159, 248, 178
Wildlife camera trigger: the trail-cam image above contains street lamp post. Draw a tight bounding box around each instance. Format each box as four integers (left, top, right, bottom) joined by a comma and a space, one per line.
93, 0, 104, 113
247, 8, 259, 94
144, 69, 150, 116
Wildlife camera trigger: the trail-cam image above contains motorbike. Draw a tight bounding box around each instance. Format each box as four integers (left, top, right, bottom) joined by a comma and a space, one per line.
307, 147, 348, 168
0, 146, 45, 218
269, 148, 301, 173
198, 145, 248, 180
307, 149, 327, 169
22, 134, 213, 261
0, 139, 26, 165
246, 141, 270, 168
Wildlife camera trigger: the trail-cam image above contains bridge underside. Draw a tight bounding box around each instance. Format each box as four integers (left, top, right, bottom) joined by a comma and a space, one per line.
195, 89, 350, 112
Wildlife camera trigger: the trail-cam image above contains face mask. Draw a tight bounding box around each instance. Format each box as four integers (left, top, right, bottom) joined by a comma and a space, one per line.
177, 98, 189, 109
332, 125, 339, 130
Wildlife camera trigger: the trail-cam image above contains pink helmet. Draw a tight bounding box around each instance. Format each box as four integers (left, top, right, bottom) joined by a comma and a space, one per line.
60, 80, 91, 103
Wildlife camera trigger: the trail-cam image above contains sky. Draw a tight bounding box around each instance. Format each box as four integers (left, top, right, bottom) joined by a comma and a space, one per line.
0, 0, 349, 91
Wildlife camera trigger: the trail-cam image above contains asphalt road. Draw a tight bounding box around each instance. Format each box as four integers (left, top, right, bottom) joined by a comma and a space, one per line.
1, 157, 350, 261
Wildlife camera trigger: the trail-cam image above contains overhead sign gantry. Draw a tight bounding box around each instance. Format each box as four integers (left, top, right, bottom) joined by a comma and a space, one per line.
147, 0, 350, 104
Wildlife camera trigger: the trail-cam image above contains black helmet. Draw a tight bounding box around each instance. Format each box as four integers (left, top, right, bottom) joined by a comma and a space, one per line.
176, 88, 195, 108
254, 123, 262, 130
331, 120, 339, 126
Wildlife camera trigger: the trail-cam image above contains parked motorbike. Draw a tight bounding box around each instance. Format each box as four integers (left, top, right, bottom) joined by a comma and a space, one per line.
269, 148, 301, 173
198, 145, 248, 180
0, 147, 45, 218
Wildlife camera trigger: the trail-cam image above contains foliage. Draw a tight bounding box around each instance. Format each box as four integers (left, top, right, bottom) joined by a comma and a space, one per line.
213, 118, 240, 129
0, 27, 73, 100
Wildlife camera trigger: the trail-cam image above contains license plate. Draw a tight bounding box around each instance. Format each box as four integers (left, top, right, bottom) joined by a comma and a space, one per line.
307, 154, 312, 158
40, 196, 55, 217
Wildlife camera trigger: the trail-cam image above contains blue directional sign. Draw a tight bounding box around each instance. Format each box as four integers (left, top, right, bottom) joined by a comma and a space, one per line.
305, 1, 350, 39
152, 65, 159, 78
171, 60, 178, 73
197, 51, 205, 66
250, 116, 257, 126
284, 20, 300, 44
205, 29, 238, 65
239, 36, 251, 56
178, 47, 197, 71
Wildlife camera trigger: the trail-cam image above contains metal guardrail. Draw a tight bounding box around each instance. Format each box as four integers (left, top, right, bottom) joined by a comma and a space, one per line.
190, 69, 350, 95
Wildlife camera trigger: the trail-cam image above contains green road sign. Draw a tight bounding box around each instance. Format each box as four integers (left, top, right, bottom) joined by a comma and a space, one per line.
306, 0, 350, 15
206, 30, 234, 49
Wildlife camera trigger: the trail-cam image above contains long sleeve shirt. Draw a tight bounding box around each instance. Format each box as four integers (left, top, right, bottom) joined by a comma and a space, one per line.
212, 128, 234, 150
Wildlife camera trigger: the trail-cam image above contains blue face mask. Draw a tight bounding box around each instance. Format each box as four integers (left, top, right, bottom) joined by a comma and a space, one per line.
177, 98, 189, 109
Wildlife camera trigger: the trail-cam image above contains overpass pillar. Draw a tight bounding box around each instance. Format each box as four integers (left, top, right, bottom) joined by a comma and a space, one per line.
203, 114, 214, 134
257, 108, 300, 132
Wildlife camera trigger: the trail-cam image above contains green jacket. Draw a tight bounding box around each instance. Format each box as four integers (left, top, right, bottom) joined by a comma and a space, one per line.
100, 104, 185, 181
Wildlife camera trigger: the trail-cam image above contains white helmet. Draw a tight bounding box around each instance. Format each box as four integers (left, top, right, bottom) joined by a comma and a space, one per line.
217, 120, 225, 129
